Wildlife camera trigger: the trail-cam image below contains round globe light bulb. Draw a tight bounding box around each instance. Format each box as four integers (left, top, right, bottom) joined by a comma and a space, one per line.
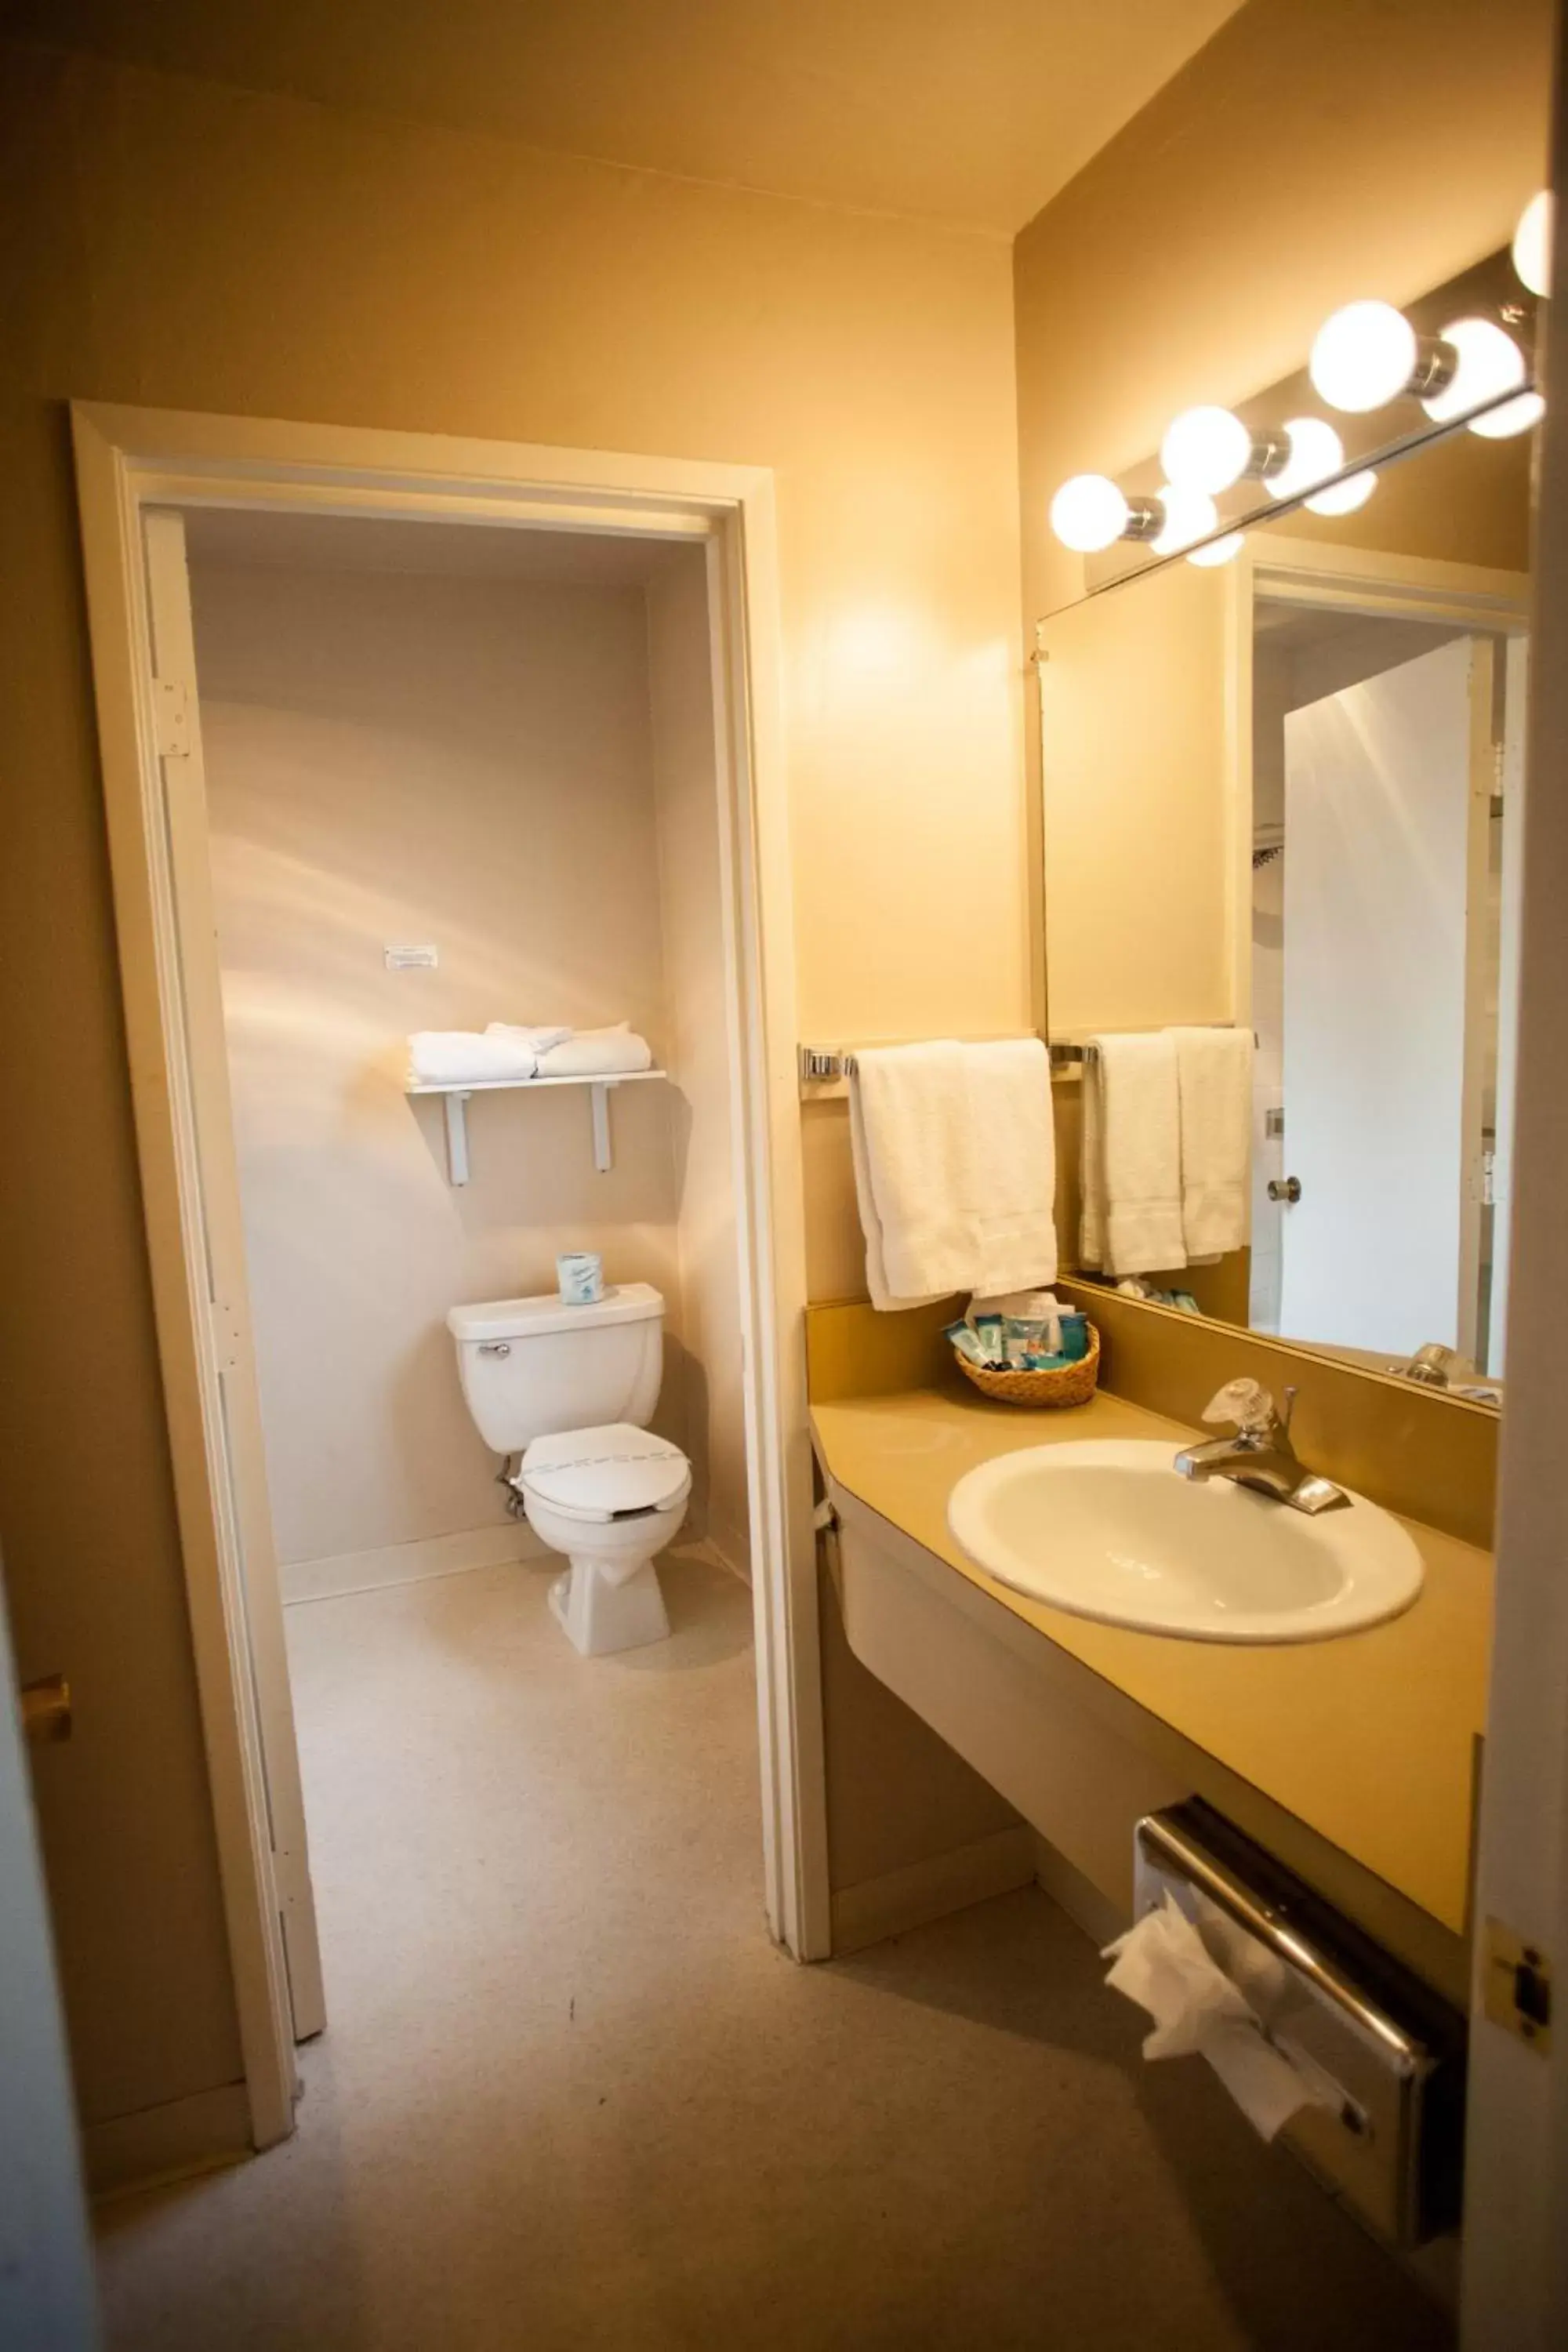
1150, 483, 1218, 555
1469, 390, 1545, 441
1050, 474, 1131, 553
1262, 416, 1345, 501
1514, 190, 1554, 299
1305, 470, 1377, 518
1160, 405, 1254, 495
1421, 318, 1525, 424
1186, 532, 1246, 569
1309, 301, 1417, 412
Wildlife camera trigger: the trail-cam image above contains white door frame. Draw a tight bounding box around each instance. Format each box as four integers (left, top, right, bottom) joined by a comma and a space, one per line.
69, 402, 831, 2151
1225, 530, 1529, 1020
1461, 69, 1568, 2336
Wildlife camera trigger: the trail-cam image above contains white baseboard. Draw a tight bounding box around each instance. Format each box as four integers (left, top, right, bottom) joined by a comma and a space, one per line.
706, 1514, 752, 1584
1031, 1830, 1127, 1950
668, 1530, 751, 1585
281, 1520, 547, 1606
829, 1823, 1037, 1957
86, 2081, 251, 2201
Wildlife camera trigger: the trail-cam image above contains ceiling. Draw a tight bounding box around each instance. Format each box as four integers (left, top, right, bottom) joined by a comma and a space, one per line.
13, 0, 1246, 234
183, 507, 692, 585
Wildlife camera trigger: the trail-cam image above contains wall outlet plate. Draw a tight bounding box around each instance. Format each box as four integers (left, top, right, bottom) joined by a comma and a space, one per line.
384, 944, 438, 970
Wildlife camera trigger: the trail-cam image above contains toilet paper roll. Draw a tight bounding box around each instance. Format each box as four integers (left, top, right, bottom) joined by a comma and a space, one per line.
1103, 1894, 1332, 2142
557, 1251, 604, 1305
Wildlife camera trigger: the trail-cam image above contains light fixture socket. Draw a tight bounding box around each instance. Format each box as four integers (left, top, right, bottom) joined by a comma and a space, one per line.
1242, 434, 1290, 482
1406, 335, 1460, 401
1121, 499, 1167, 543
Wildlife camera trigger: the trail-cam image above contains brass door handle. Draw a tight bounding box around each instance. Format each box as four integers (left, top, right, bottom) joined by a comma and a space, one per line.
21, 1674, 71, 1745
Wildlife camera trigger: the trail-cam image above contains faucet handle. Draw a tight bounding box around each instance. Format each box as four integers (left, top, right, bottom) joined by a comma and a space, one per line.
1201, 1377, 1279, 1436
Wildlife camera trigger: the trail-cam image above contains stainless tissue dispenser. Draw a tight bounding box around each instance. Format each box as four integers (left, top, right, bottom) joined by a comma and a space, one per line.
1133, 1803, 1466, 2246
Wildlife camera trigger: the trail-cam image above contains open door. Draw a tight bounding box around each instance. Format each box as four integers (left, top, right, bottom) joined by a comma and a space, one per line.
141, 511, 325, 2045
0, 1572, 99, 2351
1276, 636, 1494, 1358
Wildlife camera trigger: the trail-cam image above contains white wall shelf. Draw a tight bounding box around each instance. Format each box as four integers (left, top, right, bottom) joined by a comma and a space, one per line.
406, 1070, 667, 1185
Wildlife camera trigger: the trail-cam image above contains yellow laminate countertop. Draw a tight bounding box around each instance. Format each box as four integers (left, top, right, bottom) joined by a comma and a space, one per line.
810, 1381, 1493, 1936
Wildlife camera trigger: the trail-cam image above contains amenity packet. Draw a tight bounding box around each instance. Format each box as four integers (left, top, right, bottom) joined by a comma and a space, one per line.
971, 1314, 1007, 1367
945, 1319, 989, 1367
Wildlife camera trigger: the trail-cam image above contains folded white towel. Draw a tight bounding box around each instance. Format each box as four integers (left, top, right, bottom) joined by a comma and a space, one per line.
408, 1030, 541, 1084
535, 1024, 655, 1079
1082, 1034, 1185, 1276
485, 1022, 574, 1054
1173, 1026, 1253, 1260
849, 1040, 1056, 1311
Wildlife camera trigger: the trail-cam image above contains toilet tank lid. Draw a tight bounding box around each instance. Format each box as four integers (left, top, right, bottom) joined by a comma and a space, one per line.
448, 1282, 664, 1344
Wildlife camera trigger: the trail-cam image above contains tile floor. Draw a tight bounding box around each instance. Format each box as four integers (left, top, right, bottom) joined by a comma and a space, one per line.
96, 1550, 1452, 2350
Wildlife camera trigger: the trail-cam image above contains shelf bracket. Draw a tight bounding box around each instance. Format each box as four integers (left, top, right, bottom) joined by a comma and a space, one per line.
590, 1081, 615, 1174
444, 1090, 471, 1186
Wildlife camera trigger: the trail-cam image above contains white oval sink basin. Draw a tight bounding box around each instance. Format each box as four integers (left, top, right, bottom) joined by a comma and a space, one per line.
946, 1439, 1424, 1644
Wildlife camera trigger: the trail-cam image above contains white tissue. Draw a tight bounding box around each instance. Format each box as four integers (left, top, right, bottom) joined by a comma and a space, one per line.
1103, 1895, 1328, 2143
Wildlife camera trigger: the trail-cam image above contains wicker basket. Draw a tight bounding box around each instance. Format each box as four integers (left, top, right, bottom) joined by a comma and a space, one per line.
953, 1323, 1100, 1409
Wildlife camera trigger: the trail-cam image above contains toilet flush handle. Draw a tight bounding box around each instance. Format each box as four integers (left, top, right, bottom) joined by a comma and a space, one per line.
479, 1341, 511, 1356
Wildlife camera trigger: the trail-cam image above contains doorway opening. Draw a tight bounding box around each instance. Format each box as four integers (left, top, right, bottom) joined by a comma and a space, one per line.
72, 407, 828, 2155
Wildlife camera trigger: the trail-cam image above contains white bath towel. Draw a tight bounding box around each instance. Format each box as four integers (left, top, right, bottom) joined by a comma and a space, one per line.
485, 1022, 574, 1054
408, 1030, 543, 1084
535, 1024, 655, 1079
1081, 1033, 1185, 1276
849, 1040, 1056, 1311
1173, 1026, 1253, 1260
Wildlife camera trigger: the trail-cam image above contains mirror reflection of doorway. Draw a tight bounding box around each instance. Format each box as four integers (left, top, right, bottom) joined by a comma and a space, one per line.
1250, 604, 1527, 1376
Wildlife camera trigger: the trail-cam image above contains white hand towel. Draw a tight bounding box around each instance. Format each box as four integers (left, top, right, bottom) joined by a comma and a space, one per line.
408, 1030, 541, 1084
1173, 1026, 1253, 1260
535, 1024, 655, 1078
962, 1039, 1058, 1296
1083, 1034, 1185, 1276
485, 1022, 574, 1054
849, 1044, 974, 1308
848, 1040, 1056, 1310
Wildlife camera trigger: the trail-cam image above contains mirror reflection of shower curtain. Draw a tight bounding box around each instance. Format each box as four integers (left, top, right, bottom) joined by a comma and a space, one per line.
1277, 637, 1486, 1359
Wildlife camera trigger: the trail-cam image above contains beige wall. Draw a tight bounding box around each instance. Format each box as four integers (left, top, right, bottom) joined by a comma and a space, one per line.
195, 557, 695, 1570
648, 552, 751, 1574
0, 37, 1024, 2139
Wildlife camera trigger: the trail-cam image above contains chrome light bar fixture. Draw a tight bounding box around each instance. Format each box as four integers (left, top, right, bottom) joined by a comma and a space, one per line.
1049, 191, 1553, 573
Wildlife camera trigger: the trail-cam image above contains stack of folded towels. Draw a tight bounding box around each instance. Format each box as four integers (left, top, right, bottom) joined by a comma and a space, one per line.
1080, 1027, 1253, 1276
407, 1022, 655, 1085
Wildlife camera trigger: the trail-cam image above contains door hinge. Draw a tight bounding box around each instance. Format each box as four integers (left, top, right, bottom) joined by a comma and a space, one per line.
209, 1297, 244, 1375
1483, 1918, 1552, 2052
153, 676, 192, 760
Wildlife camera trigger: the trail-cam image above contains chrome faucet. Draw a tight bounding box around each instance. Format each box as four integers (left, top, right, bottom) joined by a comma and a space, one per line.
1174, 1379, 1350, 1515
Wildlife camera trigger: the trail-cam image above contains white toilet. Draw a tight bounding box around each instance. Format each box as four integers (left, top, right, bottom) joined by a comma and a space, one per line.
447, 1282, 690, 1656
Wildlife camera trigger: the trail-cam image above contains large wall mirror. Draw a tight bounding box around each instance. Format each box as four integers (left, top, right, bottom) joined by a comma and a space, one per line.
1038, 252, 1536, 1405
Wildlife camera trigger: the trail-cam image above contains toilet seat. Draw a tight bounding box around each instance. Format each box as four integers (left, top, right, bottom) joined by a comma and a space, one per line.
516, 1423, 690, 1523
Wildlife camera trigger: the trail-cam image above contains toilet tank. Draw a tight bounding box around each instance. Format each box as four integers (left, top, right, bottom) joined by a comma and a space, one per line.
447, 1283, 665, 1453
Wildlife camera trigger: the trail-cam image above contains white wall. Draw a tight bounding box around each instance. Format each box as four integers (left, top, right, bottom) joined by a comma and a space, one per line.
647, 551, 750, 1577
193, 558, 692, 1572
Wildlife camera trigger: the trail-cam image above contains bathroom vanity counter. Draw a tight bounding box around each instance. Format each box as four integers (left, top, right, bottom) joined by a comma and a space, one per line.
810, 1378, 1492, 1958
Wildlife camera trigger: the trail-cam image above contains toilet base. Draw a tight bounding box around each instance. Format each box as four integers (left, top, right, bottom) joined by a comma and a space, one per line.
549, 1555, 671, 1656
